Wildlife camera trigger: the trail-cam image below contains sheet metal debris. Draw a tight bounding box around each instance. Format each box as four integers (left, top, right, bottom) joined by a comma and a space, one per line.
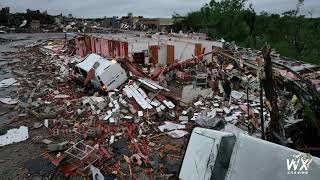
0, 97, 18, 105
0, 126, 29, 147
0, 78, 17, 88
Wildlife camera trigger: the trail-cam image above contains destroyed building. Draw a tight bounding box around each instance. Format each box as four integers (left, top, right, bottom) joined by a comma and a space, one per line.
0, 7, 175, 34
99, 17, 121, 29
74, 32, 220, 65
0, 29, 319, 179
30, 20, 41, 32
0, 8, 57, 33
136, 18, 173, 31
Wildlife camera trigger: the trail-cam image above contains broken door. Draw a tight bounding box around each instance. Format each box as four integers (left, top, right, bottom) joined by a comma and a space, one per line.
167, 45, 174, 65
149, 45, 159, 65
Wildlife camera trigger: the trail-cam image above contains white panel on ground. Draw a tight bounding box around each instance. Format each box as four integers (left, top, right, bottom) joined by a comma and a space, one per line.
179, 132, 216, 180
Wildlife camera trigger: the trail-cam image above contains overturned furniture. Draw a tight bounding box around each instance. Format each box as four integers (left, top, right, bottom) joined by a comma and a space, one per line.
75, 53, 128, 91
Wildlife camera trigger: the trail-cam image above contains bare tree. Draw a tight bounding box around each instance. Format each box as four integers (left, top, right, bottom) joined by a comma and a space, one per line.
262, 45, 285, 142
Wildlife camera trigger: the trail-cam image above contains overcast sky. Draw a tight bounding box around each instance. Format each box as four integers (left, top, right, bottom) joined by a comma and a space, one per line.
1, 0, 319, 18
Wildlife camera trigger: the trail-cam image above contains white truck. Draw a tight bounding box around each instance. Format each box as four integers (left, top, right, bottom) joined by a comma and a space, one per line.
75, 53, 127, 91
179, 127, 320, 180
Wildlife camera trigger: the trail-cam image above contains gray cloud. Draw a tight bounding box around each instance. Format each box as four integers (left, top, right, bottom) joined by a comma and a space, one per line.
1, 0, 319, 18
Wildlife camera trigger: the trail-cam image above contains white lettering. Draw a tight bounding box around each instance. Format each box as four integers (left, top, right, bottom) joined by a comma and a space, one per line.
300, 159, 310, 171
287, 159, 300, 171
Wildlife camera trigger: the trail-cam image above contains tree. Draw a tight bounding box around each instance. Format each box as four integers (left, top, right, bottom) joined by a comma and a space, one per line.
243, 3, 256, 47
262, 45, 284, 142
281, 0, 305, 59
172, 0, 320, 64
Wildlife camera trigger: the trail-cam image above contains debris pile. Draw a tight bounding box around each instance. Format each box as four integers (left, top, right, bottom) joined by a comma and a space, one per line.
0, 32, 319, 179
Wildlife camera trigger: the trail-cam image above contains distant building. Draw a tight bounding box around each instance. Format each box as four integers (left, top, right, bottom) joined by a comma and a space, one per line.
25, 9, 55, 28
1, 7, 10, 14
132, 16, 143, 28
137, 18, 173, 31
100, 17, 120, 28
121, 16, 134, 27
30, 20, 40, 31
120, 16, 143, 29
26, 9, 41, 15
0, 7, 10, 25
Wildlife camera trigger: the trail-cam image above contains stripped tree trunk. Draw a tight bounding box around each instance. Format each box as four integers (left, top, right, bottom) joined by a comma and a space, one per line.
262, 45, 284, 141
